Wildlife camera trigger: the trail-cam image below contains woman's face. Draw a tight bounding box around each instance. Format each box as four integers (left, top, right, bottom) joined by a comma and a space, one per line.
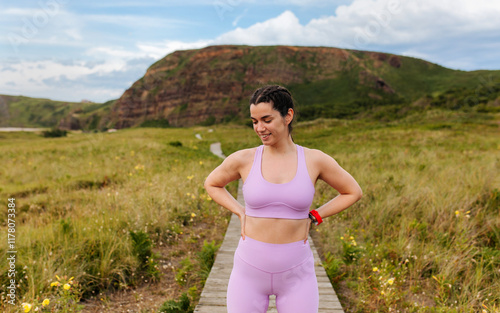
250, 101, 292, 145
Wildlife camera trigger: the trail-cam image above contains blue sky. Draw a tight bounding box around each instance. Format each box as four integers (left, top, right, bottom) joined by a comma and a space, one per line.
1, 0, 499, 103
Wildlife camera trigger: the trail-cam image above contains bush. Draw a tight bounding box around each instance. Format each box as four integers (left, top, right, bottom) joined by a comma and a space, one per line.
169, 141, 183, 147
140, 118, 170, 128
42, 127, 68, 137
129, 230, 160, 279
197, 240, 220, 280
158, 293, 193, 313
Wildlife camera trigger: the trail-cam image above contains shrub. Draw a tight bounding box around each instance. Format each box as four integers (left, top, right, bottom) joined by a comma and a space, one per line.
129, 230, 160, 279
42, 128, 68, 137
169, 141, 182, 147
158, 293, 193, 313
197, 240, 220, 280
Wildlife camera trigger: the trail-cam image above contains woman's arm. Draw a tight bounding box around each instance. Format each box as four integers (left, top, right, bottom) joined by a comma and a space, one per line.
312, 149, 362, 220
204, 150, 248, 238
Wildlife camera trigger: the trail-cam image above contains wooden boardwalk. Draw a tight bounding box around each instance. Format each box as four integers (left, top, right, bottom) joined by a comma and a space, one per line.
194, 143, 344, 313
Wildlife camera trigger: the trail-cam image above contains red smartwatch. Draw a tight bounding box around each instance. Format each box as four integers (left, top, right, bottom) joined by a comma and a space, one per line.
308, 210, 323, 225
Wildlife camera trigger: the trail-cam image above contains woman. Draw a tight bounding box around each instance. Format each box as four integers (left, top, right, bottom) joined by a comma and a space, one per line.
204, 85, 362, 313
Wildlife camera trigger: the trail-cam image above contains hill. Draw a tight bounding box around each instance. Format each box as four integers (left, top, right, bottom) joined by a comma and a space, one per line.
0, 94, 115, 130
108, 45, 500, 128
2, 45, 499, 130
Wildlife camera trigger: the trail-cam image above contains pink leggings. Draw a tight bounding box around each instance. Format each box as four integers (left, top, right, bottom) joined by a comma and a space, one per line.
227, 236, 319, 313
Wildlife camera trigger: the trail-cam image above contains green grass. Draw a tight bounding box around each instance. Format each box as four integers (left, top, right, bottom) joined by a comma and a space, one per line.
0, 127, 232, 312
0, 111, 499, 312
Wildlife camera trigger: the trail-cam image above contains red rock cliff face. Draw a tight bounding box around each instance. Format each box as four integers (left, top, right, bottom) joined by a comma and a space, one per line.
109, 45, 399, 128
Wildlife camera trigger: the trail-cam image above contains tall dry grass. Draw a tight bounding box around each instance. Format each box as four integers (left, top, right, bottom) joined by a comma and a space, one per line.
1, 112, 498, 312
0, 127, 231, 312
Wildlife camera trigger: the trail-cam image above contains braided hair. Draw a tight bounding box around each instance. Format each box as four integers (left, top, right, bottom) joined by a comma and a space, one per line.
250, 85, 295, 136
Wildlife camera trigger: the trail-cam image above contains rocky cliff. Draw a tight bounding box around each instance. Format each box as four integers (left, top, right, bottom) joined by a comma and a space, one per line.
109, 45, 408, 128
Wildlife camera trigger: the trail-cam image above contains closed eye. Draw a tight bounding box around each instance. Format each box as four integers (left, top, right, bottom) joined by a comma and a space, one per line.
251, 118, 272, 124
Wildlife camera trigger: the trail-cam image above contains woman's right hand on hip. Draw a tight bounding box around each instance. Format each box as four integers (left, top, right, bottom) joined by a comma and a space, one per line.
239, 214, 246, 240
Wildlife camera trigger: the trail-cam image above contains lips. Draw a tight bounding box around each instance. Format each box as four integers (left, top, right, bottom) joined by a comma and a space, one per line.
260, 133, 270, 140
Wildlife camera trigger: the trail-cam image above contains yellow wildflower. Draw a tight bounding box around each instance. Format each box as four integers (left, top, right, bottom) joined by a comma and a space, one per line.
42, 299, 50, 306
206, 196, 212, 201
69, 277, 74, 283
187, 175, 194, 180
191, 213, 196, 218
55, 275, 61, 281
387, 278, 395, 285
381, 291, 385, 295
340, 236, 344, 240
373, 267, 379, 272
22, 303, 32, 312
199, 161, 203, 165
186, 193, 191, 196
350, 236, 354, 240
50, 281, 60, 287
455, 210, 460, 216
63, 283, 71, 290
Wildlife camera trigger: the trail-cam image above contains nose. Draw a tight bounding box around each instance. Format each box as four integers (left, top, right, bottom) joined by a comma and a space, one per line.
254, 121, 266, 132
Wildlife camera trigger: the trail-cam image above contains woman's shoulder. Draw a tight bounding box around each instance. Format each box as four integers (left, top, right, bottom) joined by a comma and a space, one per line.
224, 146, 259, 166
302, 145, 328, 158
302, 146, 336, 165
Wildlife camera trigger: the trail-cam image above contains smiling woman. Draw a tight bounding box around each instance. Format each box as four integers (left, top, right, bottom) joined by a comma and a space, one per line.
204, 85, 362, 312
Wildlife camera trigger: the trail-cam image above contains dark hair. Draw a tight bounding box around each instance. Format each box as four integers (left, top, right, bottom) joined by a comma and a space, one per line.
250, 85, 295, 135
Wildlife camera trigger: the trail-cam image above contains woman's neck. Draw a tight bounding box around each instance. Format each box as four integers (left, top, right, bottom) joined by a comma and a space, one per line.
264, 136, 295, 156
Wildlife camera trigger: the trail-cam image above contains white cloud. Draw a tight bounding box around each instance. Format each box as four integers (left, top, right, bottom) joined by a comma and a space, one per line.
214, 0, 500, 50
137, 39, 214, 59
215, 11, 310, 45
83, 14, 192, 29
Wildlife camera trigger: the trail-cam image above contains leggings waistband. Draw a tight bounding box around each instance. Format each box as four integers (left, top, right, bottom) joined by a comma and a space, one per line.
235, 236, 313, 273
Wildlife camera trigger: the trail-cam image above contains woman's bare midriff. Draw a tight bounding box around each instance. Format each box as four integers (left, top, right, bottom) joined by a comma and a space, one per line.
244, 216, 310, 244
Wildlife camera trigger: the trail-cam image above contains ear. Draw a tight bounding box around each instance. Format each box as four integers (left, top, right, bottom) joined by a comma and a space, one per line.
285, 108, 294, 125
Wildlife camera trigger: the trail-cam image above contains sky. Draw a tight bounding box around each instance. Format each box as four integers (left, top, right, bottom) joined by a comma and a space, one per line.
1, 0, 500, 103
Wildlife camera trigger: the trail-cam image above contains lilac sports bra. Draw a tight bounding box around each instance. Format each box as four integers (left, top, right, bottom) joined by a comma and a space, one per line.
242, 144, 315, 219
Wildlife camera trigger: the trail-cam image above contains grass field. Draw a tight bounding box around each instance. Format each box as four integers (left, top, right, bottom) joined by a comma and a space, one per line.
0, 127, 235, 312
0, 110, 499, 312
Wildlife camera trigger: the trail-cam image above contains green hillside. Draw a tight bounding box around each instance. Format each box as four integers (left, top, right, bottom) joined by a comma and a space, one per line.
0, 95, 115, 130
2, 45, 500, 130
286, 50, 500, 121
